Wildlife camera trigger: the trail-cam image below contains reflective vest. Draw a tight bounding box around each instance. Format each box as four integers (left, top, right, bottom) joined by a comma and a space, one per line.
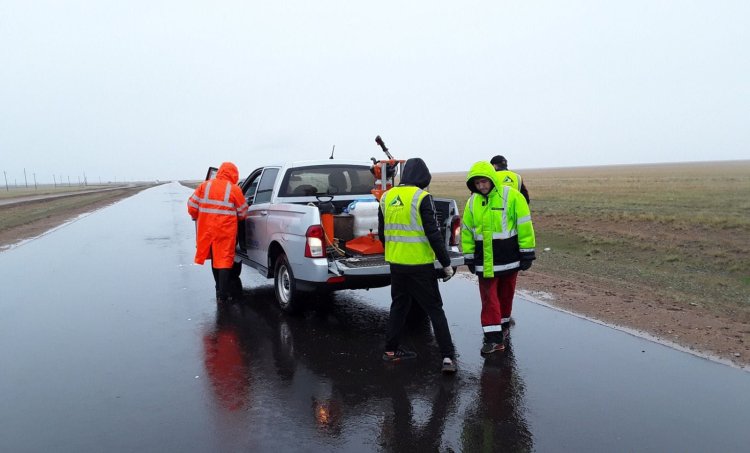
495, 170, 522, 193
380, 186, 435, 265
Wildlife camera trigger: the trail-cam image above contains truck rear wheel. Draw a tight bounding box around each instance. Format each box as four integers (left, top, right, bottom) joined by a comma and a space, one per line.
274, 253, 298, 313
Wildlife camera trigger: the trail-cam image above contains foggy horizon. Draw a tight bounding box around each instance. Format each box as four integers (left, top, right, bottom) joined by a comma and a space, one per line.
2, 1, 747, 182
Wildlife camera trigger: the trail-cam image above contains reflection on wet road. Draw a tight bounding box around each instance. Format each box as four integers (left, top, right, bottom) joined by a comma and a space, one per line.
1, 182, 749, 452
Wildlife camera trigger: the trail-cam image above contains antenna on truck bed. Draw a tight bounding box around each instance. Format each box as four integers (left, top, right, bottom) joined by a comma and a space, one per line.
329, 145, 335, 159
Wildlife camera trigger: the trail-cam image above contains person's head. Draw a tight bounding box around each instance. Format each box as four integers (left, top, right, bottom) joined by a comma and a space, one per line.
472, 177, 493, 195
466, 161, 498, 195
216, 162, 239, 184
400, 157, 432, 189
490, 155, 508, 171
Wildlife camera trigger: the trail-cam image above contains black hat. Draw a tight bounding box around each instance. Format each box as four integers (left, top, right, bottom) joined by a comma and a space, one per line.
490, 155, 507, 170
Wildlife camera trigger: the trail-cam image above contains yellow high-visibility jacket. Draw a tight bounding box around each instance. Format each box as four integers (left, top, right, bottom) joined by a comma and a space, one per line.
380, 186, 435, 265
462, 161, 535, 278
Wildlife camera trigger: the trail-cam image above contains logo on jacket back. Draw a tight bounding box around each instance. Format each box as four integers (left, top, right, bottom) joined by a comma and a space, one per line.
389, 196, 405, 208
503, 176, 514, 183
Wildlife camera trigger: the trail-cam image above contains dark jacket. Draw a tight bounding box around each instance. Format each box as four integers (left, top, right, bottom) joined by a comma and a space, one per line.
378, 158, 451, 273
520, 181, 530, 204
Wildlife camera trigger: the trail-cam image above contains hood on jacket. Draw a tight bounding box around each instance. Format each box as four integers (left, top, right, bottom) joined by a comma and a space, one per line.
465, 161, 500, 194
400, 157, 431, 189
216, 162, 239, 185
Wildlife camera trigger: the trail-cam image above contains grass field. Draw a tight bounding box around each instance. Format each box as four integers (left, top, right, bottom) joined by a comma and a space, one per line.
0, 187, 152, 233
430, 160, 750, 320
0, 184, 120, 200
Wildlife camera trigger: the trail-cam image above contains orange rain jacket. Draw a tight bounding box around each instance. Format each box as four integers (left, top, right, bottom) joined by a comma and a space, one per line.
188, 162, 249, 268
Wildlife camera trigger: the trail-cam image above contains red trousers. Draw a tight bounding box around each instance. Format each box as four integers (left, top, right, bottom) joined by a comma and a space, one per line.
478, 271, 518, 341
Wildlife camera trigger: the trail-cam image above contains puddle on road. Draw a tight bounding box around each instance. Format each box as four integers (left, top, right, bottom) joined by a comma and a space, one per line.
192, 279, 750, 452
197, 285, 535, 452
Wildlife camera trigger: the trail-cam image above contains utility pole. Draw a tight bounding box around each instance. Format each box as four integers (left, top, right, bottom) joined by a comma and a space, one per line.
24, 168, 28, 188
53, 174, 57, 188
3, 171, 8, 191
68, 176, 71, 186
33, 173, 37, 190
83, 171, 87, 186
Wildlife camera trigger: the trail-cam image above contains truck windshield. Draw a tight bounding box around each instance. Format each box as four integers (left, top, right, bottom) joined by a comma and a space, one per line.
279, 165, 376, 197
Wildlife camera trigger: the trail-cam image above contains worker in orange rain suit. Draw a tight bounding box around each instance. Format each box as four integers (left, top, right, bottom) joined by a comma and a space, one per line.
188, 162, 249, 304
462, 161, 535, 354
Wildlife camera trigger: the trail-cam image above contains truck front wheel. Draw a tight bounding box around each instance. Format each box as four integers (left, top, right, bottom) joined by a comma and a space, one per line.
274, 253, 298, 313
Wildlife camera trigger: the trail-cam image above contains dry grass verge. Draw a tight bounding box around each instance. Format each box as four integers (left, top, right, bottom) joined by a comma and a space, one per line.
0, 184, 112, 200
0, 186, 153, 249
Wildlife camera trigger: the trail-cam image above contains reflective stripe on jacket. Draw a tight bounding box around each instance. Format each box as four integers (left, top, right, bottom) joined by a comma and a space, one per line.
188, 162, 249, 268
462, 161, 535, 278
380, 186, 435, 265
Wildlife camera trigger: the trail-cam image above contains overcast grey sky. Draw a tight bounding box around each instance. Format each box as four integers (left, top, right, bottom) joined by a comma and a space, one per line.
1, 0, 747, 182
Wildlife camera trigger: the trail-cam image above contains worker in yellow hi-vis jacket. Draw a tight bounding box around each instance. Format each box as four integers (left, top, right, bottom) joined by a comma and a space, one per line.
378, 158, 457, 374
462, 161, 535, 354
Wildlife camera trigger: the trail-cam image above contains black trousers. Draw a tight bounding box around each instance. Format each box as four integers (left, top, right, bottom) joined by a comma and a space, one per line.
211, 261, 242, 300
385, 270, 455, 358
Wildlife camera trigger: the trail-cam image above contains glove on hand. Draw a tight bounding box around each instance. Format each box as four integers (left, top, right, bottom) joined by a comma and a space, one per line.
519, 260, 533, 271
441, 266, 455, 282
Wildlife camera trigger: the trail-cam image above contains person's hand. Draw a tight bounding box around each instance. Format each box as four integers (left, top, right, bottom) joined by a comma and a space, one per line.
519, 260, 533, 271
441, 266, 455, 282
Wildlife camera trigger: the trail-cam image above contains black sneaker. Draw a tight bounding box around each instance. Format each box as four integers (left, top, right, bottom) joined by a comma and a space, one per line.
480, 342, 505, 354
441, 357, 457, 373
383, 349, 417, 362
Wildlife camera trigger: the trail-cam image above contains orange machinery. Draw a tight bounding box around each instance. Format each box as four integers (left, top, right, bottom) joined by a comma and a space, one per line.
370, 135, 405, 201
346, 135, 405, 255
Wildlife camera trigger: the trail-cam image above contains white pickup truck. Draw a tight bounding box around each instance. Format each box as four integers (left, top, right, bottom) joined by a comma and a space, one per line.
235, 159, 464, 312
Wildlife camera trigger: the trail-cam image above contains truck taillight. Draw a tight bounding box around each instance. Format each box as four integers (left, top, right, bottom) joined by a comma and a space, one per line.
449, 215, 461, 246
305, 225, 325, 258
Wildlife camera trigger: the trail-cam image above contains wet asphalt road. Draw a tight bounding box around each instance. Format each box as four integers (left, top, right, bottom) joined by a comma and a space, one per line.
1, 182, 749, 452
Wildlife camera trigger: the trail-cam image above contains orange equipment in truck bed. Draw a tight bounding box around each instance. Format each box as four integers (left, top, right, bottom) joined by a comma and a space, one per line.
370, 135, 405, 201
345, 233, 384, 255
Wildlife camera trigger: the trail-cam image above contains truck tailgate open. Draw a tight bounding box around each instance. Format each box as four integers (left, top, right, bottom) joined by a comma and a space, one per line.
333, 251, 464, 276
